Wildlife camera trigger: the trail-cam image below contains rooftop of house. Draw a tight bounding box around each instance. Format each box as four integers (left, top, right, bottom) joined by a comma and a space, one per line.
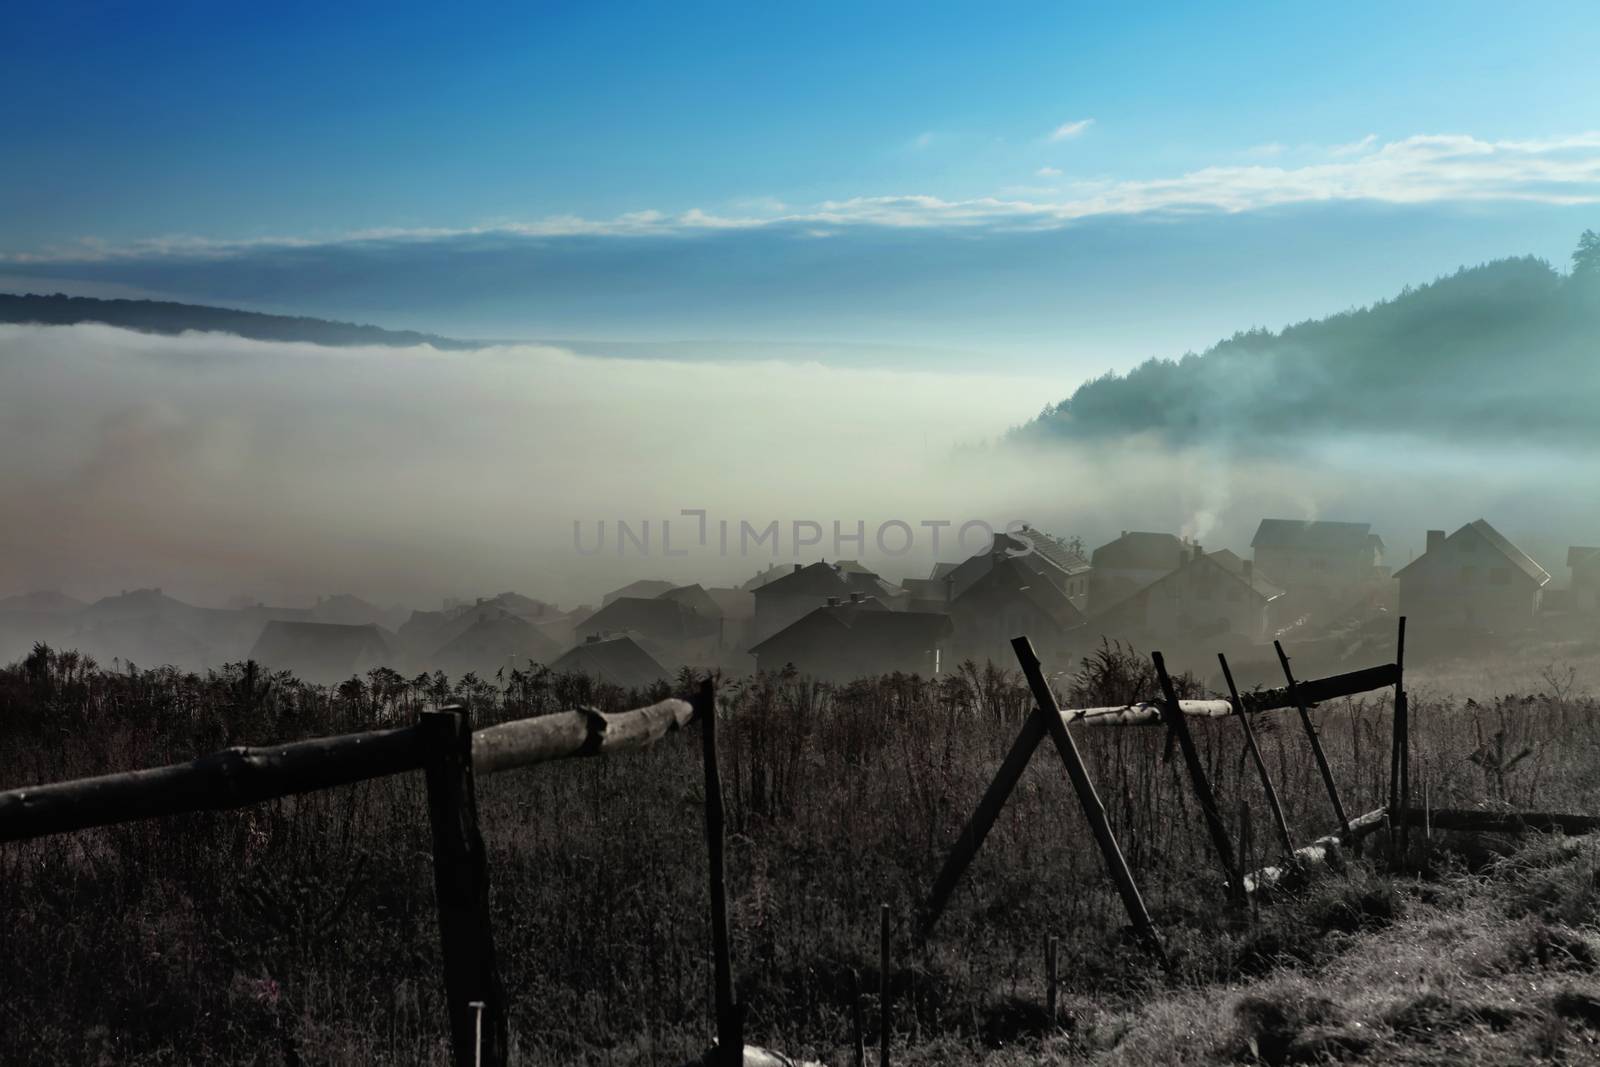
1393, 519, 1551, 586
750, 561, 852, 600
549, 635, 669, 688
601, 579, 677, 606
1090, 531, 1189, 571
1569, 546, 1600, 570
1251, 519, 1384, 553
577, 595, 717, 641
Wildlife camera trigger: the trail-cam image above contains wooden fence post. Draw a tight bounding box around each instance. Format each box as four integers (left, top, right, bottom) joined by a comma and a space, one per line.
879, 903, 892, 1067
1218, 654, 1295, 858
1152, 653, 1243, 903
918, 709, 1049, 940
1046, 935, 1059, 1028
1273, 641, 1352, 838
420, 706, 508, 1067
1393, 617, 1410, 856
1012, 638, 1167, 964
695, 679, 743, 1066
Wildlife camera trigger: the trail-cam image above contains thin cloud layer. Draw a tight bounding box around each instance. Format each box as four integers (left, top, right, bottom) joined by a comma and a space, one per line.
6, 132, 1599, 263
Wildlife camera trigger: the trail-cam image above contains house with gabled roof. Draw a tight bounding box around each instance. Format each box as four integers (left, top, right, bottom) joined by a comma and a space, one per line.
748, 561, 854, 643
1250, 519, 1385, 599
1089, 545, 1285, 643
429, 614, 564, 680
949, 555, 1085, 665
1088, 531, 1189, 614
248, 621, 398, 684
1393, 520, 1550, 627
1570, 547, 1600, 613
550, 635, 669, 690
748, 598, 952, 681
937, 526, 1091, 607
601, 579, 677, 606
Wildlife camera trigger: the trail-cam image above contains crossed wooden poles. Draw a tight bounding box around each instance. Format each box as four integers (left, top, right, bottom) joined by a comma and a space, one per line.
919, 622, 1411, 961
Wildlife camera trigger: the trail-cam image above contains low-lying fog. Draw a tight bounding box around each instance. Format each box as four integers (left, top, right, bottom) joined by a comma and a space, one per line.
2, 322, 1595, 611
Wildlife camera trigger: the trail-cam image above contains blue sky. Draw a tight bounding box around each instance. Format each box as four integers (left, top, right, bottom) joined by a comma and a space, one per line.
5, 1, 1600, 375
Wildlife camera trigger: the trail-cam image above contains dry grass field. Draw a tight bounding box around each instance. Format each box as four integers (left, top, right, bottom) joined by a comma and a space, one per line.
3, 637, 1600, 1065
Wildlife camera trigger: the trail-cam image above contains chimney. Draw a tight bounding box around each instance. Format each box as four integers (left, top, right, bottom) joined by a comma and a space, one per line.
1242, 560, 1253, 579
1426, 529, 1446, 554
827, 596, 841, 607
793, 563, 802, 574
849, 592, 862, 604
585, 633, 602, 644
1193, 544, 1203, 562
1121, 530, 1128, 538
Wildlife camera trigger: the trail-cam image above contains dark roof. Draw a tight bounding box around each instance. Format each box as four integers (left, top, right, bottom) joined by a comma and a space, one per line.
750, 561, 851, 600
1090, 532, 1188, 571
657, 583, 723, 619
577, 596, 718, 641
1006, 527, 1090, 575
430, 616, 563, 677
749, 602, 952, 656
703, 587, 756, 620
1251, 519, 1381, 552
1206, 550, 1286, 599
1569, 547, 1600, 570
248, 621, 396, 682
1393, 520, 1550, 585
740, 564, 791, 591
953, 556, 1084, 631
601, 579, 676, 606
929, 562, 959, 580
310, 593, 389, 626
550, 636, 669, 689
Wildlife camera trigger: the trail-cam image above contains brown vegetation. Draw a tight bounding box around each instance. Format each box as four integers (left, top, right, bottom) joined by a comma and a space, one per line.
3, 642, 1600, 1064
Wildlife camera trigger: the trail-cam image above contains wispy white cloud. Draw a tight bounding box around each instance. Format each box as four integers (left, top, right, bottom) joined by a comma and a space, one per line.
1048, 118, 1095, 141
911, 130, 938, 149
1036, 166, 1063, 177
1330, 133, 1378, 157
10, 132, 1600, 263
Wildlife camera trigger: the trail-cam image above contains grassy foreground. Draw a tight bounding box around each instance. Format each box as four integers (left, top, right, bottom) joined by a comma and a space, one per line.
3, 642, 1600, 1064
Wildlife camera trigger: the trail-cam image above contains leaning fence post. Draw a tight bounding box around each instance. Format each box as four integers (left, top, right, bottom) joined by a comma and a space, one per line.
1274, 640, 1352, 838
1012, 637, 1167, 964
695, 679, 743, 1065
420, 706, 508, 1067
918, 709, 1050, 940
1152, 652, 1243, 903
1393, 617, 1411, 856
1046, 935, 1059, 1028
1219, 653, 1295, 858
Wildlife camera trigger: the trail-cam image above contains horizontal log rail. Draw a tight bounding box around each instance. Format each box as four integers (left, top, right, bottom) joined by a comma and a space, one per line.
0, 697, 699, 845
1071, 663, 1401, 727
1243, 806, 1389, 894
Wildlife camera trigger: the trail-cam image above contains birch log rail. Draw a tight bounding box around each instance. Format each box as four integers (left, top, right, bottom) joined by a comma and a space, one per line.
0, 697, 697, 844
1070, 662, 1400, 728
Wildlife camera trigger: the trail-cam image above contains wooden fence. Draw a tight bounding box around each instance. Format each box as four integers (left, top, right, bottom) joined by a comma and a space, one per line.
0, 689, 738, 1067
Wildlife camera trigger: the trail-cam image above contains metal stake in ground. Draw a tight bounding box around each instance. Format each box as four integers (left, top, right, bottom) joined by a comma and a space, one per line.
1219, 653, 1295, 858
1274, 640, 1352, 838
879, 904, 892, 1067
695, 679, 744, 1066
1012, 637, 1167, 964
420, 706, 509, 1067
1152, 652, 1244, 903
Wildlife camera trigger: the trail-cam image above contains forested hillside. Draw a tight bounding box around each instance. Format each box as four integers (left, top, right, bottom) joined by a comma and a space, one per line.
1014, 231, 1600, 446
0, 293, 479, 349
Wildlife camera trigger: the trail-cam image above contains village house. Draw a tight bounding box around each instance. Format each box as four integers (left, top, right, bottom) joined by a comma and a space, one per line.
748, 561, 855, 644
1089, 546, 1285, 643
1250, 519, 1385, 601
948, 554, 1085, 665
429, 613, 564, 680
909, 527, 1090, 614
748, 596, 953, 681
1087, 531, 1189, 614
1570, 547, 1600, 612
549, 634, 669, 689
248, 620, 398, 684
1393, 520, 1550, 627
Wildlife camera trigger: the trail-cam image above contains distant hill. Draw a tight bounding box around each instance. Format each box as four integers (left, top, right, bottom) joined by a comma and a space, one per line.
0, 292, 482, 349
1014, 232, 1600, 448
